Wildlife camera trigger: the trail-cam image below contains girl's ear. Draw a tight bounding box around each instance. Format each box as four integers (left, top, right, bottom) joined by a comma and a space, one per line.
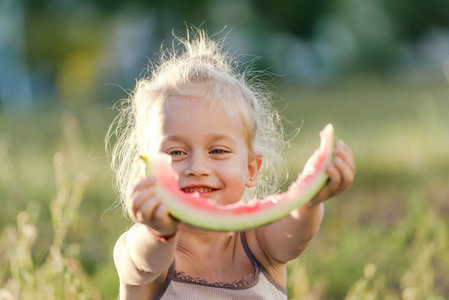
246, 152, 263, 188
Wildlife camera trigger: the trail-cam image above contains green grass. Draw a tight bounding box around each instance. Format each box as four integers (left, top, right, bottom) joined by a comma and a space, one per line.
280, 76, 449, 299
1, 75, 448, 299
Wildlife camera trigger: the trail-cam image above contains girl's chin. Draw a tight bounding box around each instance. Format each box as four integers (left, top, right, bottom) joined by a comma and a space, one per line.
184, 189, 243, 206
211, 198, 241, 206
198, 192, 237, 205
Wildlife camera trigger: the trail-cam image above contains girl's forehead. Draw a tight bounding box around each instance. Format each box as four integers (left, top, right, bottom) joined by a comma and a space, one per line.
159, 94, 255, 151
160, 95, 242, 138
164, 94, 212, 109
163, 94, 228, 118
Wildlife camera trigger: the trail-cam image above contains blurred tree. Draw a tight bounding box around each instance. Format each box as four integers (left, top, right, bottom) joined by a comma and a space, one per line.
248, 0, 449, 43
248, 0, 331, 37
0, 0, 33, 111
381, 0, 449, 41
22, 0, 449, 43
330, 0, 398, 72
13, 0, 449, 108
23, 0, 209, 67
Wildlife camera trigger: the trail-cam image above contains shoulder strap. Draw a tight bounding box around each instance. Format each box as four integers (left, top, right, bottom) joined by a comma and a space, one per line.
240, 231, 260, 267
152, 260, 175, 300
240, 232, 288, 296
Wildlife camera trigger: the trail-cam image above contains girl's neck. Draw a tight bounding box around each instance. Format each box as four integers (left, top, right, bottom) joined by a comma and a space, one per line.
175, 225, 249, 281
177, 224, 238, 256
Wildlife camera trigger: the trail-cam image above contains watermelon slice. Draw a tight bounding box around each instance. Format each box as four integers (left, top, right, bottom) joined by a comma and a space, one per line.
143, 124, 335, 231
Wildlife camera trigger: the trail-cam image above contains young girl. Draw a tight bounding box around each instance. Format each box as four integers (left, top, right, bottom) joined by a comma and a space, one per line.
109, 30, 355, 299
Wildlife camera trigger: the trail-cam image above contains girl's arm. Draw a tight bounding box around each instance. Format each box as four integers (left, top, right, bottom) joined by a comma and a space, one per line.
114, 177, 179, 298
256, 140, 355, 263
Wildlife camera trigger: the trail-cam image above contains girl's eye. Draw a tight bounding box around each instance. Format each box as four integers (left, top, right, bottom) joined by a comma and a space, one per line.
167, 150, 186, 156
210, 149, 228, 154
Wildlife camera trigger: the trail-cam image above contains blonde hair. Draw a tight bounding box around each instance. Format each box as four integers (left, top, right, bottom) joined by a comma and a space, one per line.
106, 30, 287, 210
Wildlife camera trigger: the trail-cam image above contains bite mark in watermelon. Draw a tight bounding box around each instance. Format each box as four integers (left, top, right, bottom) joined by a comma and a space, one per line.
143, 124, 335, 231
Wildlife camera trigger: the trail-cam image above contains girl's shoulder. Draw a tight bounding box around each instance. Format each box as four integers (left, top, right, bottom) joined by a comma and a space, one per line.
243, 230, 288, 287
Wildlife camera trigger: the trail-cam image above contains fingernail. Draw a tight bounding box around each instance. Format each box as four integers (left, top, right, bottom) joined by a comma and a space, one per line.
336, 157, 343, 165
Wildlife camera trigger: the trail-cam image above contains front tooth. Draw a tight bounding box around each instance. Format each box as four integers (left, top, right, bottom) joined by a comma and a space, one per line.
185, 188, 210, 193
186, 188, 212, 193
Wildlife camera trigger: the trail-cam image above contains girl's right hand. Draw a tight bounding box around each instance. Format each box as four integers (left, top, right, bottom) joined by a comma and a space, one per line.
128, 177, 179, 237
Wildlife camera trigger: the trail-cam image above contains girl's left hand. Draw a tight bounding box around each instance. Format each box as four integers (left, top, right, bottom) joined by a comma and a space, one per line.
308, 140, 355, 207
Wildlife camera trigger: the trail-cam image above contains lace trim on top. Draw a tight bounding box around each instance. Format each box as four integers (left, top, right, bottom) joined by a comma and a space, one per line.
173, 262, 260, 288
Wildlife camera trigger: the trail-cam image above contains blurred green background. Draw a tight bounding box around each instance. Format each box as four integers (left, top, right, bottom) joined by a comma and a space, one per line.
1, 0, 448, 299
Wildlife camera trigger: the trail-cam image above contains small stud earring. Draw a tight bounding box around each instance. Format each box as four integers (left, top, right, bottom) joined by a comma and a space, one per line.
249, 177, 255, 181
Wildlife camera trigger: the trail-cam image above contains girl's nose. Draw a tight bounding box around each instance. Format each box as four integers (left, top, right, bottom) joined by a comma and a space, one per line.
183, 153, 211, 177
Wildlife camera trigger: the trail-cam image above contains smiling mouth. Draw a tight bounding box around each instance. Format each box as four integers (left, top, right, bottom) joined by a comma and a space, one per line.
182, 188, 216, 193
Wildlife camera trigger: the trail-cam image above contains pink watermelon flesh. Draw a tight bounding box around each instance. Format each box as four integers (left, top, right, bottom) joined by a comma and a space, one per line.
144, 124, 335, 231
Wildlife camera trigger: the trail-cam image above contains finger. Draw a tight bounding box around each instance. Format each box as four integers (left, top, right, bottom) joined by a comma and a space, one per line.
154, 202, 175, 227
137, 196, 162, 223
339, 152, 355, 174
336, 140, 353, 157
132, 177, 156, 195
154, 201, 170, 220
335, 141, 356, 173
128, 188, 155, 219
132, 187, 155, 210
153, 202, 179, 235
306, 162, 340, 206
326, 161, 342, 194
308, 153, 353, 207
334, 156, 355, 190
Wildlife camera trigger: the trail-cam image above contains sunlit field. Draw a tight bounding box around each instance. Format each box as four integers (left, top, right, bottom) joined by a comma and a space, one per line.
1, 76, 448, 299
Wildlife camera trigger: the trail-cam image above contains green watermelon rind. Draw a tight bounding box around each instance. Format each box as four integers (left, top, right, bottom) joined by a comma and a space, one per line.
144, 124, 335, 231
157, 172, 328, 231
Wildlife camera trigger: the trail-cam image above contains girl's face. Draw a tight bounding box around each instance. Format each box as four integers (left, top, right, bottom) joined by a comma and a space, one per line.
158, 95, 261, 205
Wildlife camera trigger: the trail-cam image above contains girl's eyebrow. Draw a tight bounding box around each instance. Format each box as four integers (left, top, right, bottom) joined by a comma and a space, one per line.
164, 133, 237, 143
207, 133, 236, 142
164, 135, 183, 141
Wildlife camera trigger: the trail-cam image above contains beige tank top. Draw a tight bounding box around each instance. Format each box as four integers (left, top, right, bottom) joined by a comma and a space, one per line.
153, 232, 288, 300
